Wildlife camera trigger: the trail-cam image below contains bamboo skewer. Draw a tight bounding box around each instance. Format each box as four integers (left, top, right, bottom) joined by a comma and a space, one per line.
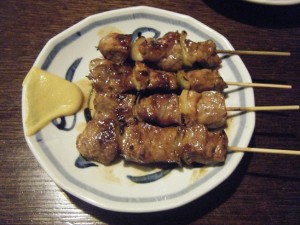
216, 49, 296, 156
226, 82, 291, 89
226, 105, 300, 112
227, 104, 299, 156
216, 50, 291, 56
229, 146, 300, 155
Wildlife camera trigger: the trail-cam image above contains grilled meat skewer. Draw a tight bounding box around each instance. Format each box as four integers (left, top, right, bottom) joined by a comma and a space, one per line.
88, 58, 227, 94
135, 90, 227, 129
76, 118, 228, 166
93, 90, 226, 129
98, 31, 221, 71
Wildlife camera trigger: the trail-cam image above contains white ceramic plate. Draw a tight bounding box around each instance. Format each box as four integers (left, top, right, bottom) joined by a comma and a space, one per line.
244, 0, 300, 5
22, 6, 255, 213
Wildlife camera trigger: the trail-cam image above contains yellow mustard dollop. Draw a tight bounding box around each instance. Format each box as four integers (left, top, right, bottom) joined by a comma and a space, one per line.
23, 67, 83, 136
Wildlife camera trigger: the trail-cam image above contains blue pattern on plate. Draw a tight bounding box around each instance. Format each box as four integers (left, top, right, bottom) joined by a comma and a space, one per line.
131, 27, 161, 41
127, 167, 174, 183
75, 155, 98, 168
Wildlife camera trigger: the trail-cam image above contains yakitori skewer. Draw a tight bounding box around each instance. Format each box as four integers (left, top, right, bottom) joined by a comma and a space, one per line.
98, 31, 290, 71
76, 117, 300, 166
77, 118, 228, 166
134, 90, 227, 129
135, 90, 299, 128
92, 89, 299, 131
88, 58, 292, 94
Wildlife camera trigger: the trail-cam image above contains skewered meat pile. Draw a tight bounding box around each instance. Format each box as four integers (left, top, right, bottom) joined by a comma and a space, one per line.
77, 30, 231, 166
98, 31, 221, 71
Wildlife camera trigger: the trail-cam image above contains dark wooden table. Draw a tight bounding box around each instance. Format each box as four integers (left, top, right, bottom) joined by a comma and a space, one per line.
1, 1, 300, 224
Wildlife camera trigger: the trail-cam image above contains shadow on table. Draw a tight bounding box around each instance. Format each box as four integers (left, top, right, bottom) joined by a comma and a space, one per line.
203, 0, 300, 28
66, 153, 253, 225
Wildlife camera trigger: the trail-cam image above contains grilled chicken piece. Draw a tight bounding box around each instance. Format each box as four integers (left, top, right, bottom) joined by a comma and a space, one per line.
98, 33, 132, 64
180, 90, 227, 129
135, 90, 227, 129
77, 119, 227, 166
120, 123, 180, 164
178, 124, 227, 165
98, 31, 221, 71
133, 62, 178, 91
180, 31, 221, 70
93, 92, 137, 125
134, 93, 181, 126
177, 69, 227, 92
76, 118, 119, 166
131, 31, 183, 71
88, 58, 134, 93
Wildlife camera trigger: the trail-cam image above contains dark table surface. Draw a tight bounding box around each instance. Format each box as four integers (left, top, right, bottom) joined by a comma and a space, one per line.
1, 0, 300, 224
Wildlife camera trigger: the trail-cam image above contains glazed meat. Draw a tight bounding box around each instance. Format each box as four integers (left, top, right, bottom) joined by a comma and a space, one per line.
135, 93, 180, 126
98, 33, 132, 64
179, 90, 227, 129
177, 69, 227, 92
93, 92, 136, 125
131, 31, 184, 71
120, 123, 180, 164
88, 58, 226, 94
77, 119, 228, 166
76, 119, 119, 166
133, 62, 178, 91
88, 58, 134, 93
181, 31, 221, 70
178, 124, 227, 165
135, 90, 227, 129
98, 31, 221, 71
120, 123, 227, 165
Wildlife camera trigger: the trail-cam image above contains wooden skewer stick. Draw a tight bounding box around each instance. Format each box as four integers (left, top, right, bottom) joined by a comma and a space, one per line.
226, 82, 292, 89
229, 146, 300, 155
216, 50, 291, 56
226, 105, 300, 112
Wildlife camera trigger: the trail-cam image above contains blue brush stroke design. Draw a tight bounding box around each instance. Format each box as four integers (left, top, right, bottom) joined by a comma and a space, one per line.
66, 57, 83, 81
52, 57, 82, 131
132, 27, 160, 41
84, 87, 94, 123
127, 168, 173, 184
52, 116, 77, 131
84, 107, 93, 122
75, 155, 98, 168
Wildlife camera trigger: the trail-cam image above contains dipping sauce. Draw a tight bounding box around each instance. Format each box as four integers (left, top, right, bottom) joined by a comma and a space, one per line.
23, 67, 83, 136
